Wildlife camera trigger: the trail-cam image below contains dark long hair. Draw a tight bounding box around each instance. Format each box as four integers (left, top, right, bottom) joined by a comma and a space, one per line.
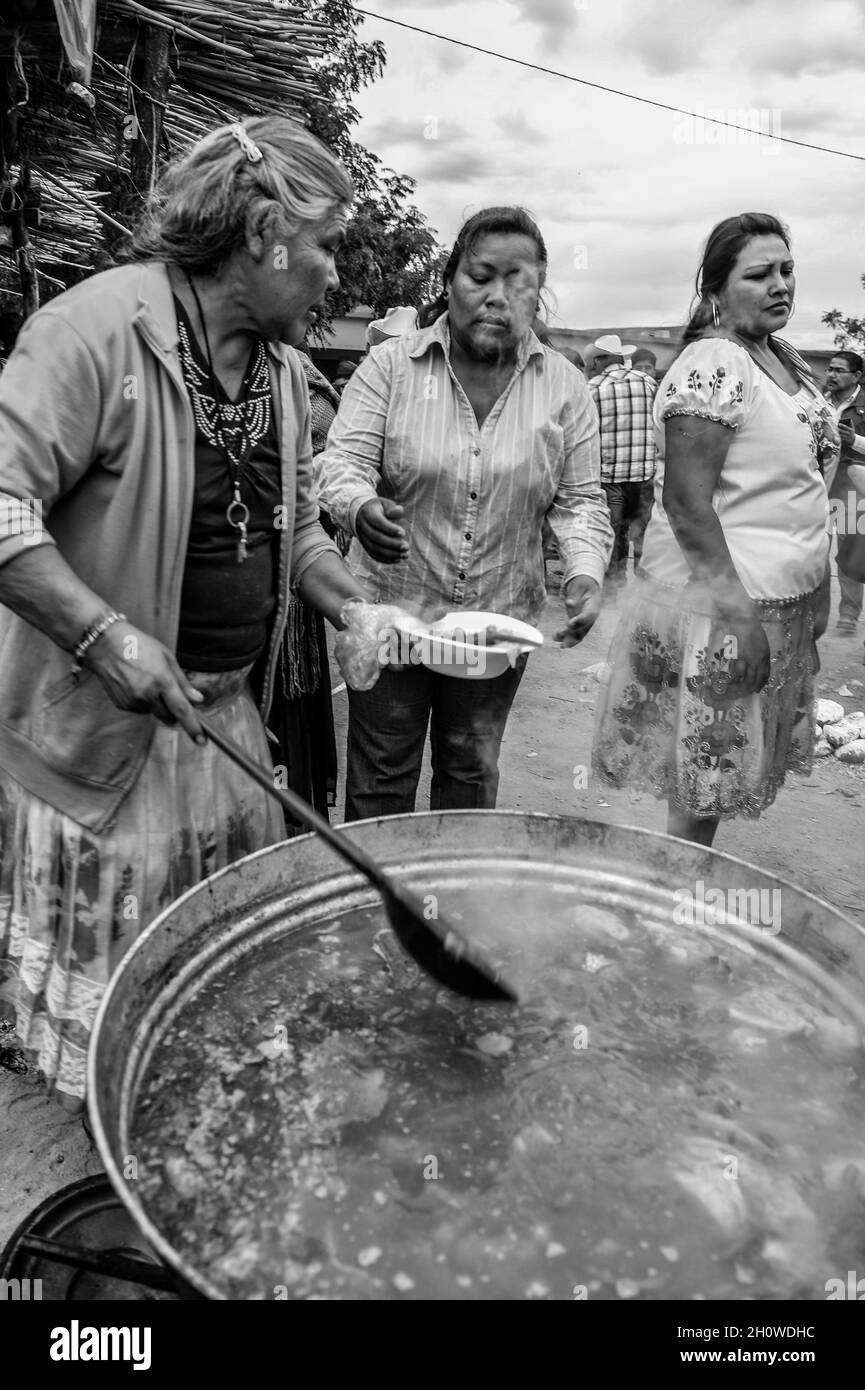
681, 213, 790, 346
417, 206, 548, 329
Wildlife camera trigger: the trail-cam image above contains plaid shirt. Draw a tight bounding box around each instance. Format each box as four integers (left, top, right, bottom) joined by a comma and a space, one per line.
316, 314, 613, 621
589, 364, 658, 483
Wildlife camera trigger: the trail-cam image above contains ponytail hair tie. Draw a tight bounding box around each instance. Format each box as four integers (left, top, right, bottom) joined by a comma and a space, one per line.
229, 123, 263, 163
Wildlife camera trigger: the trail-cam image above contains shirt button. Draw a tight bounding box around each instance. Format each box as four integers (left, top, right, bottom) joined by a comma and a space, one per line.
458, 571, 466, 580
472, 447, 481, 456
465, 532, 472, 540
469, 491, 477, 500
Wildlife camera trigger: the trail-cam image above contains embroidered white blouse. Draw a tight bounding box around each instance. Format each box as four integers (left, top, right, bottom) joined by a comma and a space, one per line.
639, 337, 831, 600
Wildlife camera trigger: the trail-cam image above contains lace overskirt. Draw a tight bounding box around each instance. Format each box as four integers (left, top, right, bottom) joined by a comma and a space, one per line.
592, 577, 819, 820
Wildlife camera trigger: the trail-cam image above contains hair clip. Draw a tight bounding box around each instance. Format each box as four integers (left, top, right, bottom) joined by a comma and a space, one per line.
229, 123, 263, 163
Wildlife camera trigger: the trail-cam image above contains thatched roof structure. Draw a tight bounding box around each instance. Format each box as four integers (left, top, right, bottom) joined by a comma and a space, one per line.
0, 0, 332, 320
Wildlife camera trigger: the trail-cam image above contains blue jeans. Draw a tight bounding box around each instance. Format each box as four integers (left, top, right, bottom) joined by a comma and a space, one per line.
602, 480, 655, 578
345, 658, 527, 821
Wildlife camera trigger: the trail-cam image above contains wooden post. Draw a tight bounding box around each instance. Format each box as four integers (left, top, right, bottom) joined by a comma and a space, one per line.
10, 191, 39, 318
129, 22, 172, 199
0, 49, 38, 319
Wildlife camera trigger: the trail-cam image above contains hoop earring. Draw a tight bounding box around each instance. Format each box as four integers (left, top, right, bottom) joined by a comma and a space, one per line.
711, 300, 719, 329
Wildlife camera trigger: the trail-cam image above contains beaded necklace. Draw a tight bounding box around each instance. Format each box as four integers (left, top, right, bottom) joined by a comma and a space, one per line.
186, 275, 262, 563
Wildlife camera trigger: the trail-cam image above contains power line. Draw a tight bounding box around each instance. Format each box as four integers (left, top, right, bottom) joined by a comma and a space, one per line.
353, 7, 865, 164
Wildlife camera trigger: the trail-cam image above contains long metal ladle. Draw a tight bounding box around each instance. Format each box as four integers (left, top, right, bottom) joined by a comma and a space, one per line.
200, 718, 518, 1003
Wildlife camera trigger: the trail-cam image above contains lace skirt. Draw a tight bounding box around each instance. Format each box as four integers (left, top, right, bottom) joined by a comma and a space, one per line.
0, 669, 284, 1108
592, 577, 819, 820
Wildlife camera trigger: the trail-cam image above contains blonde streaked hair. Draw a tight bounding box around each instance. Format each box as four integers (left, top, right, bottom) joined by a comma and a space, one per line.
130, 117, 353, 275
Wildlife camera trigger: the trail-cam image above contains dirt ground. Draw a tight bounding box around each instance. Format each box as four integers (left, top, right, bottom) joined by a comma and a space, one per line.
1, 570, 863, 1257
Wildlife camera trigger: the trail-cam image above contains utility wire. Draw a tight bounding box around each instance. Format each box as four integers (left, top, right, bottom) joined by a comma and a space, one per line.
353, 7, 865, 164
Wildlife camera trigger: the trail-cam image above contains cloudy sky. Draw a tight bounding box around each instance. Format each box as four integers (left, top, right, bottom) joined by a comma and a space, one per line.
350, 0, 865, 345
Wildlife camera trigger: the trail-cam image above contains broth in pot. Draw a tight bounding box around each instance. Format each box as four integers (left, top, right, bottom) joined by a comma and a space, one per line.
129, 863, 865, 1301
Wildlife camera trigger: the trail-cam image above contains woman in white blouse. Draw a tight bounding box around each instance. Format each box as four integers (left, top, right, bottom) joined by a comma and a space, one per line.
594, 213, 838, 845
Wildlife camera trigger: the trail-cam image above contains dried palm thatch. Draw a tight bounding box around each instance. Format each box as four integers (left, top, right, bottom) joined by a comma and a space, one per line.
0, 0, 333, 315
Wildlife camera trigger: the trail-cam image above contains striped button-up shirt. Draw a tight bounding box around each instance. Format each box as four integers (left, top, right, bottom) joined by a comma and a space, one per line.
315, 315, 612, 621
588, 364, 658, 484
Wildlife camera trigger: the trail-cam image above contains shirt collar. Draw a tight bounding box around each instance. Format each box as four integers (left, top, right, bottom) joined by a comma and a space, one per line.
407, 311, 545, 371
595, 363, 629, 381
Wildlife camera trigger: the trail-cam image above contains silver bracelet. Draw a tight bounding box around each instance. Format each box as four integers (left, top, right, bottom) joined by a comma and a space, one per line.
71, 610, 126, 674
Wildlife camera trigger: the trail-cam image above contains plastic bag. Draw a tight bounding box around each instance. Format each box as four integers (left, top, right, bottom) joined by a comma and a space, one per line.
334, 601, 412, 691
52, 0, 97, 87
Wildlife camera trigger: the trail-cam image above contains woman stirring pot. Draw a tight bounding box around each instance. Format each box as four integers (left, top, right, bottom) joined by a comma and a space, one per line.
0, 118, 367, 1107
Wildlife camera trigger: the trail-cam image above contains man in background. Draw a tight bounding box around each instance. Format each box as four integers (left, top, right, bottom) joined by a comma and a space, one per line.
366, 305, 418, 349
588, 334, 658, 594
631, 346, 660, 382
627, 348, 659, 567
332, 305, 420, 394
824, 351, 865, 635
333, 359, 358, 393
536, 329, 586, 585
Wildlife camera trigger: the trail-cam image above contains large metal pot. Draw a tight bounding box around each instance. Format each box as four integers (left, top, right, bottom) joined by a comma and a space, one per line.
88, 812, 865, 1301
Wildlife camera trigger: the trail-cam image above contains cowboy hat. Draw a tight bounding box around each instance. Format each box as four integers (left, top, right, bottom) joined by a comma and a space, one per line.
366, 306, 419, 346
592, 333, 636, 357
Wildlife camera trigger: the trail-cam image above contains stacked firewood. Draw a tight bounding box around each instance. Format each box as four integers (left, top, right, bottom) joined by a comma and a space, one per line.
1, 0, 333, 309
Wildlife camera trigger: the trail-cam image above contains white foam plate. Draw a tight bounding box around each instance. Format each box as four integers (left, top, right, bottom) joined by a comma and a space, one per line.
386, 610, 543, 681
430, 611, 544, 647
